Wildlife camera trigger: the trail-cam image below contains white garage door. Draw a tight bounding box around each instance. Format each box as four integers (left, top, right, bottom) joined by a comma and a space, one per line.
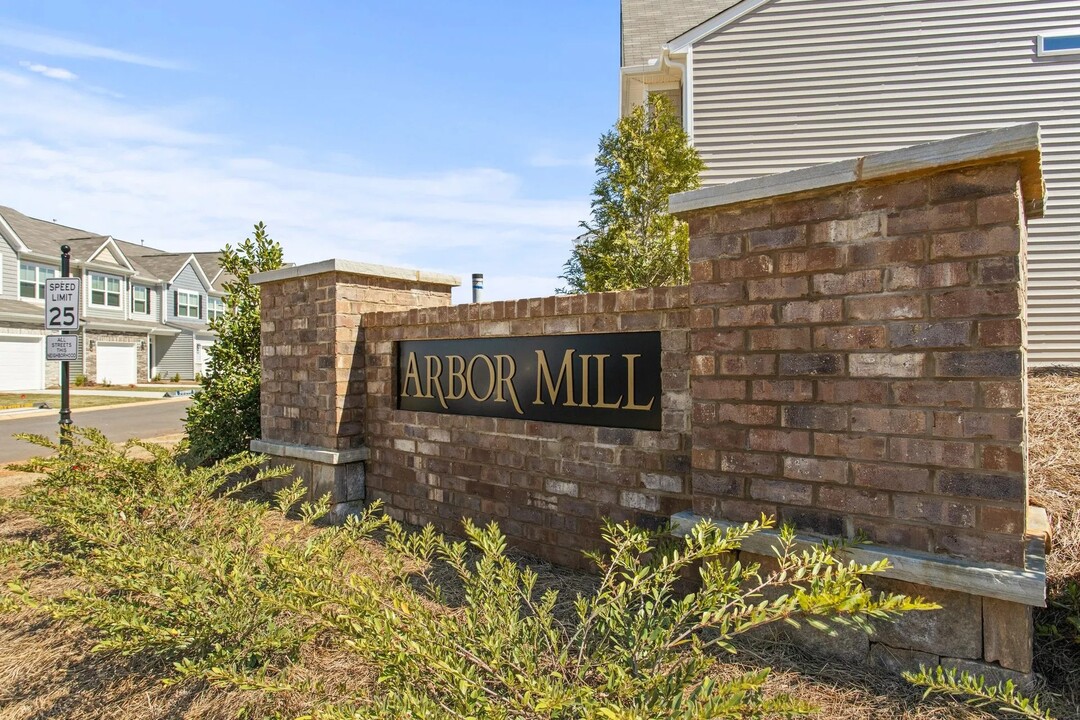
96, 343, 137, 386
0, 336, 44, 391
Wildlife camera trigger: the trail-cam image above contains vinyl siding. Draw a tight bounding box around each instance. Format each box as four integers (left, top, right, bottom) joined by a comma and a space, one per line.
689, 0, 1080, 365
130, 283, 155, 323
84, 269, 127, 321
0, 239, 14, 298
154, 332, 194, 380
166, 264, 206, 323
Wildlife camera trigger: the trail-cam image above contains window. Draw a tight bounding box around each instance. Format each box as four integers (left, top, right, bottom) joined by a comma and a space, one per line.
207, 296, 225, 321
1038, 32, 1080, 57
132, 285, 150, 314
176, 290, 201, 319
19, 262, 57, 299
90, 273, 122, 307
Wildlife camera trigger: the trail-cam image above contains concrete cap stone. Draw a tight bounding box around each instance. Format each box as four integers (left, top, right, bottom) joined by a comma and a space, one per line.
251, 258, 460, 287
670, 123, 1045, 219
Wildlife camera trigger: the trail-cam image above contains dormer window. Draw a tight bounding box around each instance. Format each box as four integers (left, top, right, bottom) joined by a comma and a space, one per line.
1038, 32, 1080, 57
90, 272, 122, 307
176, 290, 201, 319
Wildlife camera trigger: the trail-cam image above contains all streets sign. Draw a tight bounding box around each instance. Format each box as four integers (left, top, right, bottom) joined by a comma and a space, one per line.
397, 332, 662, 430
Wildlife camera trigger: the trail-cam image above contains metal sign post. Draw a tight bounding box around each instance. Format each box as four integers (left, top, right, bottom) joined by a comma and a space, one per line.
45, 245, 78, 444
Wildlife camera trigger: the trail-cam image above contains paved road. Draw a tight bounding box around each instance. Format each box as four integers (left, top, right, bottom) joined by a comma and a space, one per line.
0, 398, 192, 463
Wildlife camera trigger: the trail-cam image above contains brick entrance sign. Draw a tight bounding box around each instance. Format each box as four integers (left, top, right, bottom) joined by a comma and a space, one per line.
252, 125, 1049, 682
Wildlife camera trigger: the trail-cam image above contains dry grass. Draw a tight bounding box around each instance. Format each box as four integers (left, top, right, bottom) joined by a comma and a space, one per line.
2, 380, 1080, 718
1027, 373, 1080, 716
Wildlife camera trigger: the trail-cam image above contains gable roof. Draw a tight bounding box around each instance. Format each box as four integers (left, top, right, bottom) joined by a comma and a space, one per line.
621, 0, 742, 66
0, 206, 110, 261
667, 0, 773, 52
87, 236, 137, 272
192, 252, 234, 293
0, 204, 227, 286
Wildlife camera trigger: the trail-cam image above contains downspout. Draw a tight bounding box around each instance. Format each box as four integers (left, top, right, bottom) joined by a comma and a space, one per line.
657, 48, 690, 138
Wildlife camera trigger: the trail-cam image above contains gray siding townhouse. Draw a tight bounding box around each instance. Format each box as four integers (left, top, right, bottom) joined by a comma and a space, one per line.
0, 206, 226, 390
621, 0, 1080, 365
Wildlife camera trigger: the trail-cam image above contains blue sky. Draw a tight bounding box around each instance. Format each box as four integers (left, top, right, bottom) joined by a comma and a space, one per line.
0, 2, 619, 302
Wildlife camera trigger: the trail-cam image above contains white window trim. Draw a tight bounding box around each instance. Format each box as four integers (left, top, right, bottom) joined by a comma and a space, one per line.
89, 272, 123, 308
18, 261, 57, 302
132, 285, 151, 315
1037, 31, 1080, 57
207, 296, 225, 322
177, 290, 201, 319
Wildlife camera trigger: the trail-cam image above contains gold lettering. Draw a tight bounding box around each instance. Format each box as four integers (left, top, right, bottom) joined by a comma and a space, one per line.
425, 355, 447, 409
401, 352, 423, 398
591, 354, 623, 409
494, 355, 524, 414
534, 349, 578, 407
466, 354, 496, 402
446, 355, 466, 400
623, 354, 655, 411
578, 354, 594, 408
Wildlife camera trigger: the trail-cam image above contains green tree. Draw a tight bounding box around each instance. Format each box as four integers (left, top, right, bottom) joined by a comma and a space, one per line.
185, 222, 284, 462
561, 94, 704, 293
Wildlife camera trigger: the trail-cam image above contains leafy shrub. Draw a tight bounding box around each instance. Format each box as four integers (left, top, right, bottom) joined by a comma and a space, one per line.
73, 374, 87, 387
906, 666, 1054, 719
185, 222, 284, 462
3, 429, 334, 681
294, 518, 934, 718
3, 431, 936, 717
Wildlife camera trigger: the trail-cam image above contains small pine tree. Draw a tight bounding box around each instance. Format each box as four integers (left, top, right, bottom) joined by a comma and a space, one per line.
561, 94, 704, 293
185, 222, 284, 462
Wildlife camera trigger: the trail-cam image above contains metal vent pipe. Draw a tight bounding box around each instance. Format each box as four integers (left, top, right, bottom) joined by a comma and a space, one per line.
472, 273, 484, 303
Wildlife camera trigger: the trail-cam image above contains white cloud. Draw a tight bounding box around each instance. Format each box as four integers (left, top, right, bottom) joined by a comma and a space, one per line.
18, 60, 77, 81
0, 72, 585, 302
0, 26, 181, 69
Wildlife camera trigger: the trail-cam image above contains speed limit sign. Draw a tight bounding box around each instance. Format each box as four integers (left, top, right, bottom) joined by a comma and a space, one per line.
44, 277, 81, 331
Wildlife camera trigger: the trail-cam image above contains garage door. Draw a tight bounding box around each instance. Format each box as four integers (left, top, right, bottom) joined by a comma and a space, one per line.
96, 343, 137, 386
0, 336, 44, 391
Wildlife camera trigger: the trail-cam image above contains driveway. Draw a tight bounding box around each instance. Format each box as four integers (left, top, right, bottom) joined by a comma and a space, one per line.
0, 398, 192, 464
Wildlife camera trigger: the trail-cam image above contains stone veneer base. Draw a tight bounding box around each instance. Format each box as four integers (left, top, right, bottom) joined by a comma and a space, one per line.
674, 511, 1045, 680
251, 439, 367, 522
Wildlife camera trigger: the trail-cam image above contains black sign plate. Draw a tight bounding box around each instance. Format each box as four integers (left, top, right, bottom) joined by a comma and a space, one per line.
396, 332, 662, 430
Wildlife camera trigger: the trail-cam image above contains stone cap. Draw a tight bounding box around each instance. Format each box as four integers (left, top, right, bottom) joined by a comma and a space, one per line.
251, 258, 460, 287
670, 123, 1045, 219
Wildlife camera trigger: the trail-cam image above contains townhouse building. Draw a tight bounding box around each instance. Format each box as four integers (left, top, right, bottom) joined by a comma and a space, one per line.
621, 0, 1080, 365
0, 206, 230, 390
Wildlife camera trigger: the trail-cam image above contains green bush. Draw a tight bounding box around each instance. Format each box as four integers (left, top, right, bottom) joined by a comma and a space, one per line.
3, 431, 940, 717
185, 222, 284, 462
906, 666, 1054, 719
3, 429, 331, 681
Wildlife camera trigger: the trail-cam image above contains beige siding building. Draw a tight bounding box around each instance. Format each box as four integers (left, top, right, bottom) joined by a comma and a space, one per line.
621, 0, 1080, 365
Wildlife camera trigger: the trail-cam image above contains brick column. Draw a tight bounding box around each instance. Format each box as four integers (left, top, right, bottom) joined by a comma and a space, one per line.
673, 124, 1047, 680
250, 260, 458, 516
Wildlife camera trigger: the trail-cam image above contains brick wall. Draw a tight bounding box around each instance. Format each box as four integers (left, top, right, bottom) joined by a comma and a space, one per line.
260, 269, 453, 451
680, 162, 1029, 566
360, 287, 691, 568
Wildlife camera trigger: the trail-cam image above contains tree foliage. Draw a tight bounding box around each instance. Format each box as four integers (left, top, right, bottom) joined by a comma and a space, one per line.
561, 95, 705, 294
184, 222, 283, 462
